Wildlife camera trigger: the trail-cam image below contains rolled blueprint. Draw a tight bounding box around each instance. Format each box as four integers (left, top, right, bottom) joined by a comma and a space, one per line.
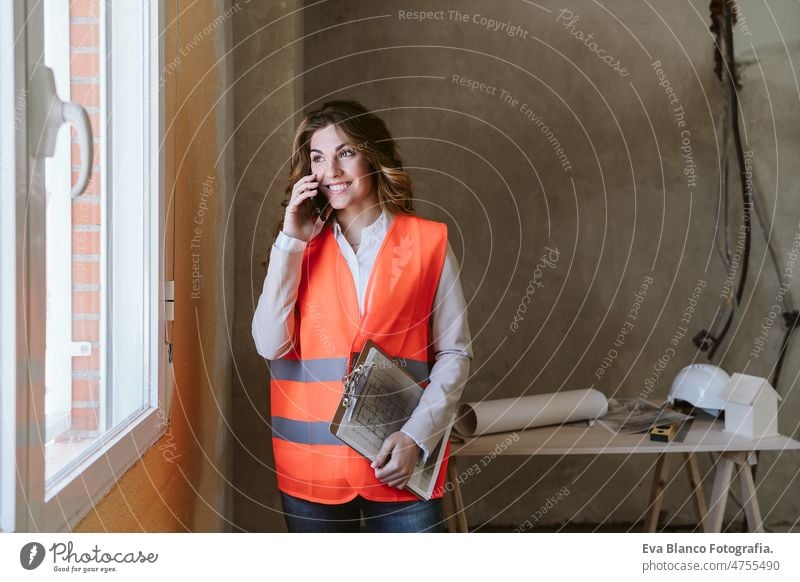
455, 388, 609, 437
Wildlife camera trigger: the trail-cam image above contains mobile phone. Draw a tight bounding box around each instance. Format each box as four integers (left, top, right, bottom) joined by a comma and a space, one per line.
309, 189, 329, 218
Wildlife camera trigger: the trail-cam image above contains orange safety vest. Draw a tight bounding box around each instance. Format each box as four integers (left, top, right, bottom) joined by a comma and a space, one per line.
269, 212, 450, 504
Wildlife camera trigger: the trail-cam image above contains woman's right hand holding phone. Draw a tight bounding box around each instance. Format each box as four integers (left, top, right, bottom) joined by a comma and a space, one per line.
283, 174, 328, 242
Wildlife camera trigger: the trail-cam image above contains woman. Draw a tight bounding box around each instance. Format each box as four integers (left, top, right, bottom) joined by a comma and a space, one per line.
252, 100, 472, 533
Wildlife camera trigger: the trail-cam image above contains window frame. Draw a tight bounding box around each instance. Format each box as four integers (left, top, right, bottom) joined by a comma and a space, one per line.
0, 0, 170, 533
43, 0, 75, 447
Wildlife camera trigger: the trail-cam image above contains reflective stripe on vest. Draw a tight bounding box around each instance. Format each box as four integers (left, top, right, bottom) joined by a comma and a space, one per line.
269, 213, 450, 504
270, 355, 431, 384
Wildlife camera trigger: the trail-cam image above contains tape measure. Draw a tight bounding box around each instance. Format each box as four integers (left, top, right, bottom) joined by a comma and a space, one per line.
649, 423, 678, 443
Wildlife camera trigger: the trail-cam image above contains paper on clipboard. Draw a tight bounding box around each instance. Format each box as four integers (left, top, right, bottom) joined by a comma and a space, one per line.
330, 340, 452, 501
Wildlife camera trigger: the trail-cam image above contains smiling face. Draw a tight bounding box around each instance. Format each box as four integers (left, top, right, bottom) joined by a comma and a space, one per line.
309, 124, 377, 214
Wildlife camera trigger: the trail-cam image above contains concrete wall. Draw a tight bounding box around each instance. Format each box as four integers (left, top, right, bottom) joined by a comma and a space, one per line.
233, 0, 800, 531
75, 0, 234, 532
231, 0, 303, 533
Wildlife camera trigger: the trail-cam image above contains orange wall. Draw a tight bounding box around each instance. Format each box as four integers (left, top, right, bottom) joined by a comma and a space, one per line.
74, 0, 232, 532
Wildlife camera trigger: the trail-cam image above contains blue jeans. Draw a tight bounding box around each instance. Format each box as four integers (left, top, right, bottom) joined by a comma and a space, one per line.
280, 492, 445, 533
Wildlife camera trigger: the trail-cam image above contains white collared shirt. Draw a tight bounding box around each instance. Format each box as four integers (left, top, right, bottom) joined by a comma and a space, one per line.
252, 208, 473, 462
329, 207, 391, 315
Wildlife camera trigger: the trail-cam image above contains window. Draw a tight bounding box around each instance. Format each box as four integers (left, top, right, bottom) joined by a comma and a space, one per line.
0, 0, 169, 532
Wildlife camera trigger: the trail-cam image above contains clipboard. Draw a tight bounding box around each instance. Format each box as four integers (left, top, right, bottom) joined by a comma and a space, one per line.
330, 340, 454, 501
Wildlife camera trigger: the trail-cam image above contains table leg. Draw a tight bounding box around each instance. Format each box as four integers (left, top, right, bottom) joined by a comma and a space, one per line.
683, 452, 708, 530
738, 452, 764, 533
442, 480, 458, 533
644, 453, 672, 532
447, 457, 468, 533
705, 452, 737, 532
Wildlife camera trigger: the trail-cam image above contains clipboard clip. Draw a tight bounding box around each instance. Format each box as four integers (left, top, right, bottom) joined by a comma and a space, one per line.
341, 361, 373, 409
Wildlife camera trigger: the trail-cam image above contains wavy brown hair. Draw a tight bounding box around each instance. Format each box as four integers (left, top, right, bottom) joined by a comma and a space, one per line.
275, 100, 415, 236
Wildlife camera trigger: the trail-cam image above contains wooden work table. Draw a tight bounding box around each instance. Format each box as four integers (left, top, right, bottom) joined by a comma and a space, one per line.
442, 417, 800, 533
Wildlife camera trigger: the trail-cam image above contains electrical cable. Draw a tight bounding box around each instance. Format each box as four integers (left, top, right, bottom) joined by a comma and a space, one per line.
713, 101, 732, 270
707, 1, 752, 361
700, 2, 795, 367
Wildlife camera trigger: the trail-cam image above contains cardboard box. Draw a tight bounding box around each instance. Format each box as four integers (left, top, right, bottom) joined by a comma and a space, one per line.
722, 373, 781, 439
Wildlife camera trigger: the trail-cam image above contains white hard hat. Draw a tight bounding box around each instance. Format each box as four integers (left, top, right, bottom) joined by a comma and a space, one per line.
668, 364, 730, 417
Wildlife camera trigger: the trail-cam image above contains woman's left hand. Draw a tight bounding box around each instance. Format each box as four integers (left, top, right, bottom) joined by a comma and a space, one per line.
372, 431, 422, 489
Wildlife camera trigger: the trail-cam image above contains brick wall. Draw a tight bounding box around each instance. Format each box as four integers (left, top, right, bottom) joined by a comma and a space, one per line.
69, 0, 101, 434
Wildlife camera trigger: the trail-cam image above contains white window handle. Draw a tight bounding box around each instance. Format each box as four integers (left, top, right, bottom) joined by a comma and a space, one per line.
29, 65, 94, 197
